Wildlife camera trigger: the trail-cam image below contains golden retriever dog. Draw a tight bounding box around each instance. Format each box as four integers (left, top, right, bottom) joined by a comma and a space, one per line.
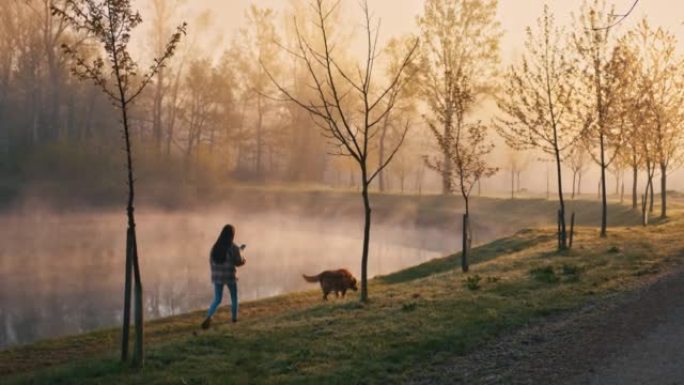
302, 269, 358, 300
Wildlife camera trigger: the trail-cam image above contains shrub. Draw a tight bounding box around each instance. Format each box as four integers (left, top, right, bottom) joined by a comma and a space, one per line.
464, 275, 482, 291
529, 266, 559, 283
561, 264, 579, 275
486, 276, 501, 283
561, 264, 581, 282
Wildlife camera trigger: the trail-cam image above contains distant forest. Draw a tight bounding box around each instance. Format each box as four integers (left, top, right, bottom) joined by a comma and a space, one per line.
1, 0, 683, 218
0, 0, 352, 206
0, 1, 426, 205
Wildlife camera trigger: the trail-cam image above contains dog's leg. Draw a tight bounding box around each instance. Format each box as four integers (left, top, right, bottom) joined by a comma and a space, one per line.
323, 290, 329, 301
342, 289, 347, 297
335, 291, 339, 298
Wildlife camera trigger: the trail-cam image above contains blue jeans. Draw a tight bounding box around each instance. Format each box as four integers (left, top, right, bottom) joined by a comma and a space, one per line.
207, 282, 238, 321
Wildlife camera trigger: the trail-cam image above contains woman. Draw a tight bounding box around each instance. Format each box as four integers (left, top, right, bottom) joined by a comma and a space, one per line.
201, 224, 245, 329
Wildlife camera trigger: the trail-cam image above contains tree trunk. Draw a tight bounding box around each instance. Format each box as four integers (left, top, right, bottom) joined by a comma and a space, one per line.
256, 93, 263, 178
377, 117, 389, 192
571, 171, 577, 200
545, 165, 550, 200
511, 168, 515, 199
121, 229, 133, 362
660, 163, 667, 218
400, 170, 405, 194
131, 231, 143, 368
554, 146, 567, 249
599, 133, 608, 237
416, 168, 423, 196
165, 65, 184, 157
462, 197, 470, 273
121, 96, 143, 367
462, 213, 469, 273
360, 177, 372, 303
649, 174, 654, 213
632, 164, 638, 209
442, 119, 452, 194
152, 67, 164, 152
577, 171, 582, 197
642, 190, 649, 226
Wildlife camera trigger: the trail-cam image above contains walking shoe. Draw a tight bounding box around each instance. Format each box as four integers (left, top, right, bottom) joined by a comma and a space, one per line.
201, 317, 212, 330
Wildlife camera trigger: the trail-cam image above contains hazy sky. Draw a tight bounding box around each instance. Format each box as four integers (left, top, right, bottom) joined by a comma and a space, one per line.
134, 0, 684, 191
164, 0, 684, 63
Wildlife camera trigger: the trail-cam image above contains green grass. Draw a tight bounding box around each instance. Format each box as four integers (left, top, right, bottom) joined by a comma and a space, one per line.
3, 207, 682, 384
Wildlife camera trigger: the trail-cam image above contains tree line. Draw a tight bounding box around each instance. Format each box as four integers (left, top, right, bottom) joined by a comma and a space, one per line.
498, 0, 684, 246
0, 0, 427, 191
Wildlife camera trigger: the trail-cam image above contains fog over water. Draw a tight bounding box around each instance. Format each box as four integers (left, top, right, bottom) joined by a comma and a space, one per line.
0, 205, 456, 349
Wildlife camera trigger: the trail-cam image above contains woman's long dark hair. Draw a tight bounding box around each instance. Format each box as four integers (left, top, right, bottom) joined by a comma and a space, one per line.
211, 224, 235, 264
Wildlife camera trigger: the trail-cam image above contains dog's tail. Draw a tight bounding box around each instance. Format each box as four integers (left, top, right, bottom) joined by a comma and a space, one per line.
302, 273, 320, 283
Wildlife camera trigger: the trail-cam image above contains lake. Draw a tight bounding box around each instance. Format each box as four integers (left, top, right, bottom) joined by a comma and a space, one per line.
0, 206, 455, 349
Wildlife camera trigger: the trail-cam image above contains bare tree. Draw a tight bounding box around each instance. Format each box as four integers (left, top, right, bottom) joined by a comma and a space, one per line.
427, 117, 497, 272
621, 75, 646, 209
52, 0, 185, 367
148, 0, 185, 153
608, 158, 626, 203
497, 5, 579, 249
573, 0, 625, 237
235, 5, 281, 179
624, 19, 684, 219
22, 0, 70, 142
568, 144, 589, 199
419, 0, 501, 266
418, 0, 501, 194
0, 2, 19, 162
505, 148, 525, 199
376, 36, 420, 193
174, 57, 230, 168
638, 116, 658, 224
266, 0, 417, 302
605, 28, 648, 211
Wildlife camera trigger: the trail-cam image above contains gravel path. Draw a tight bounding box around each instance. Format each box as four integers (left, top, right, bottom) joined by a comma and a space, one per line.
568, 270, 684, 385
411, 267, 684, 385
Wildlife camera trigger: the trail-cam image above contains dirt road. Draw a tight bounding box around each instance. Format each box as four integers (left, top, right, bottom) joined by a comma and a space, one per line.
567, 270, 684, 385
412, 267, 684, 385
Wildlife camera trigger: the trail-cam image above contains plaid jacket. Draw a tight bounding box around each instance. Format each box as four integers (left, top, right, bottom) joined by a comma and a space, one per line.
210, 243, 245, 284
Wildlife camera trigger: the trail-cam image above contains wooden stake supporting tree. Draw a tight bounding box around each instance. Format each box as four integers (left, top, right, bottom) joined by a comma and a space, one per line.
569, 212, 576, 249
52, 0, 185, 367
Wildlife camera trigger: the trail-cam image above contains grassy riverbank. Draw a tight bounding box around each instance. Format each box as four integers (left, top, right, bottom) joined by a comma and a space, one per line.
2, 206, 682, 384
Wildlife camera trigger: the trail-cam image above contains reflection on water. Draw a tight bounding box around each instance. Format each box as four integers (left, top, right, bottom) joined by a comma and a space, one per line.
0, 208, 453, 349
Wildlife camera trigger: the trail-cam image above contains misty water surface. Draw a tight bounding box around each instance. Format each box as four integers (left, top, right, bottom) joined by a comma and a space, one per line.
0, 206, 458, 349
